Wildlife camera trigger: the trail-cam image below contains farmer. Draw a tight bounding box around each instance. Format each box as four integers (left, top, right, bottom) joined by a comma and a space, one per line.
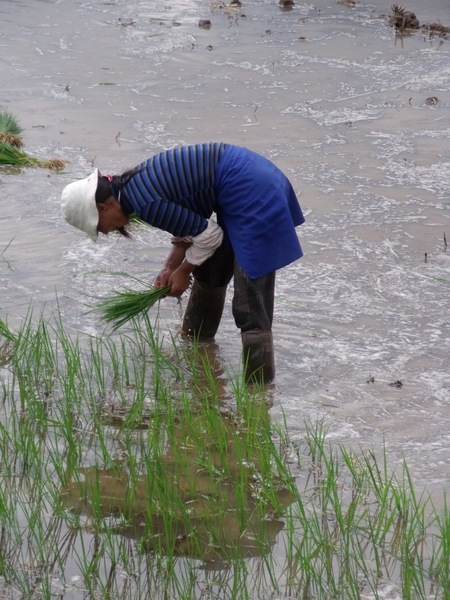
61, 143, 305, 383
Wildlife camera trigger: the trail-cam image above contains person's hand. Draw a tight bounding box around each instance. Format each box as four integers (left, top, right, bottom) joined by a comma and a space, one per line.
154, 267, 171, 288
167, 260, 194, 297
154, 242, 191, 289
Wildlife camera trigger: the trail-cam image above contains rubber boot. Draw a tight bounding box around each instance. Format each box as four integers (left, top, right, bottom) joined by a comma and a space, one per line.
182, 280, 227, 339
241, 329, 275, 384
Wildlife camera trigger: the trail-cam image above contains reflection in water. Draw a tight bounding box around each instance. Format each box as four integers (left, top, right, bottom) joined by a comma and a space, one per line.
61, 344, 293, 568
62, 438, 291, 566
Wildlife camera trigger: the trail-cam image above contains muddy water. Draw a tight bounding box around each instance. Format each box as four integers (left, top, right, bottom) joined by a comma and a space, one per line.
1, 0, 449, 502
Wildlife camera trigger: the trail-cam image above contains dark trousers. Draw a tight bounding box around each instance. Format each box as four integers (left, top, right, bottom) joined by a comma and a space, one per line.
192, 244, 275, 333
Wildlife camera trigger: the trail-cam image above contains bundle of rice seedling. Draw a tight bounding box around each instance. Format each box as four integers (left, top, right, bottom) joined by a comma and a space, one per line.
0, 110, 23, 148
92, 284, 172, 330
0, 140, 67, 171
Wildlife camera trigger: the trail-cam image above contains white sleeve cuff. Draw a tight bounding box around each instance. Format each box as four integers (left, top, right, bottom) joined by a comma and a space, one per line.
185, 219, 224, 266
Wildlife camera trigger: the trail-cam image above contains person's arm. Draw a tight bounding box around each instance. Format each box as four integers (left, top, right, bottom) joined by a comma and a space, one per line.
184, 219, 223, 265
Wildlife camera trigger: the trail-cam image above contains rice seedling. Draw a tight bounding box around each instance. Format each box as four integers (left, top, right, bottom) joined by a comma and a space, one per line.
0, 109, 23, 148
0, 325, 15, 368
2, 309, 450, 598
0, 139, 67, 171
90, 279, 171, 330
0, 318, 17, 344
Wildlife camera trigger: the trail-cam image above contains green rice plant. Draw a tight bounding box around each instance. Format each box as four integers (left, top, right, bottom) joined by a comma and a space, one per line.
0, 110, 23, 148
129, 213, 153, 227
4, 308, 450, 599
91, 280, 171, 330
0, 139, 67, 171
429, 495, 450, 597
0, 321, 15, 368
0, 318, 17, 344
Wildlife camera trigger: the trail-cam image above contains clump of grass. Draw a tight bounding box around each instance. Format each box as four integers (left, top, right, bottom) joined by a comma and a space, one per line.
0, 110, 23, 148
0, 140, 67, 171
91, 281, 172, 330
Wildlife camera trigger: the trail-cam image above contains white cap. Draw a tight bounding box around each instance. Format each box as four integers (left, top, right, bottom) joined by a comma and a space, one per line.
61, 169, 100, 241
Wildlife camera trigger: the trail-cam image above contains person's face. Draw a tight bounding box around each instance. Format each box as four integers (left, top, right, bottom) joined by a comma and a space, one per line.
96, 197, 129, 235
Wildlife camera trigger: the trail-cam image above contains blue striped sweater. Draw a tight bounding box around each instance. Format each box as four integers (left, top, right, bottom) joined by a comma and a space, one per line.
117, 143, 226, 237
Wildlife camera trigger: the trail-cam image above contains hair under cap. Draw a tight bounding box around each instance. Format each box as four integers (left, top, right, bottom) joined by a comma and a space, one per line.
61, 169, 100, 241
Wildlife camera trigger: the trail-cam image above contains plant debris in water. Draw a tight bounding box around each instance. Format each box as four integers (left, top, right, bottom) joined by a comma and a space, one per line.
389, 379, 403, 388
92, 282, 172, 330
389, 4, 450, 38
389, 4, 419, 30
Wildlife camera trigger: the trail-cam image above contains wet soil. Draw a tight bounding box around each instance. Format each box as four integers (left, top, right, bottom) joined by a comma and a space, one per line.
0, 0, 449, 502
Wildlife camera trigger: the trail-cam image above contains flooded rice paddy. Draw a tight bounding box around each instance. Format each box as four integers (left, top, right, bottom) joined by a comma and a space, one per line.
1, 0, 450, 597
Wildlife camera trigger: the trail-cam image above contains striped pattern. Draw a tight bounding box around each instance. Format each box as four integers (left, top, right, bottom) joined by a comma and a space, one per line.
121, 143, 226, 237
